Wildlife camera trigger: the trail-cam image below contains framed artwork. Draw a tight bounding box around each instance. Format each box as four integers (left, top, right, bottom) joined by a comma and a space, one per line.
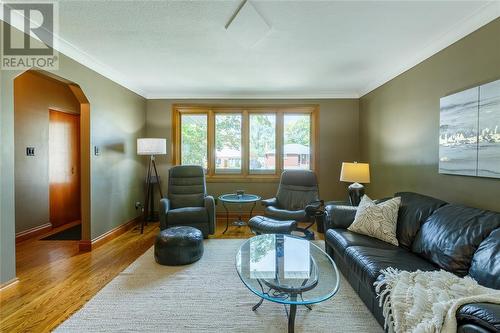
439, 79, 500, 178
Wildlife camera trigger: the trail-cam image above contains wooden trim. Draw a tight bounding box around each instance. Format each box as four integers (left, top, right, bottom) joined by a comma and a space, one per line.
78, 240, 92, 252
172, 105, 319, 181
207, 175, 279, 183
207, 109, 215, 176
241, 110, 249, 176
312, 106, 320, 180
0, 277, 19, 291
171, 107, 180, 165
78, 216, 141, 252
67, 84, 91, 243
173, 103, 318, 111
276, 111, 284, 176
80, 103, 91, 242
15, 223, 52, 244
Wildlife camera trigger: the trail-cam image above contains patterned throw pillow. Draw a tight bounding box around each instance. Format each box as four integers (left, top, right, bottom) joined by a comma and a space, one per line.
348, 195, 401, 246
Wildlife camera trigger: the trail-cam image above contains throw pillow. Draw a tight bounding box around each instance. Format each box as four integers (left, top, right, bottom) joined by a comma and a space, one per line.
348, 195, 401, 246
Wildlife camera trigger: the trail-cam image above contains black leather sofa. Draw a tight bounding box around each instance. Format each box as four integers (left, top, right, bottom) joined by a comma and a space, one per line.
324, 192, 500, 332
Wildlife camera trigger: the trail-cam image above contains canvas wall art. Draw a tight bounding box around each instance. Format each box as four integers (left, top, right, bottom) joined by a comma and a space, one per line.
439, 78, 500, 178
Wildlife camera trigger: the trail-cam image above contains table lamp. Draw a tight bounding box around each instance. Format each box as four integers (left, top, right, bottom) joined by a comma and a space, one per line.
137, 138, 167, 233
340, 162, 370, 206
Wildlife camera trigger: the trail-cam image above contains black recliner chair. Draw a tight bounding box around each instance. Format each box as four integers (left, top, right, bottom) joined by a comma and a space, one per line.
257, 170, 321, 239
262, 170, 320, 220
159, 165, 215, 238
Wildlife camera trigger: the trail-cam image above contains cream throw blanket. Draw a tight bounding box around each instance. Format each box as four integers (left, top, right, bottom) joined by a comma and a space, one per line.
374, 268, 500, 333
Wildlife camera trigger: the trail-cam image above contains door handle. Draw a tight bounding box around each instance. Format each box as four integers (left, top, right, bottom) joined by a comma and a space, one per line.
71, 167, 75, 174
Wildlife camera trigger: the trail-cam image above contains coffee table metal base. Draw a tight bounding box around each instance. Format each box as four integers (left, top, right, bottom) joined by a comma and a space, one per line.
252, 295, 311, 333
221, 201, 257, 234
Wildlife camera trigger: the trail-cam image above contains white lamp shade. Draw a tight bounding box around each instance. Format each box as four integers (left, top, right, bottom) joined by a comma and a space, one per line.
340, 162, 370, 183
137, 138, 167, 155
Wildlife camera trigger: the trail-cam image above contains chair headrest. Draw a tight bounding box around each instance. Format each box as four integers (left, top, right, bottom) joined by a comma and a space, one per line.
169, 165, 204, 178
280, 170, 317, 187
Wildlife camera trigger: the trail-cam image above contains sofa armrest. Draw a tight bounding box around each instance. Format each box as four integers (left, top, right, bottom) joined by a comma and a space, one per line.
204, 195, 216, 235
159, 198, 170, 230
457, 303, 500, 332
261, 197, 278, 207
324, 204, 357, 230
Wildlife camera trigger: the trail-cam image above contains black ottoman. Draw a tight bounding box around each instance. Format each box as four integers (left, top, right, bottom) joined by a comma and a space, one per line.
154, 226, 204, 266
248, 216, 297, 235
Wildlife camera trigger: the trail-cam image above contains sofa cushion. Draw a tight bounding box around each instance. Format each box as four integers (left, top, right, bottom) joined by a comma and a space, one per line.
167, 207, 208, 225
457, 303, 500, 332
326, 228, 396, 259
469, 228, 500, 289
395, 192, 447, 249
348, 195, 401, 246
412, 204, 500, 276
345, 246, 438, 287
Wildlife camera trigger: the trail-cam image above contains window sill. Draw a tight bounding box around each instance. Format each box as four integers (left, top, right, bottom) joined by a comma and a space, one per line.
206, 175, 280, 183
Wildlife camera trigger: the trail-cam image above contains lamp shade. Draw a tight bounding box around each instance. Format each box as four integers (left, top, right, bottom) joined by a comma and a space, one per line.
340, 162, 370, 184
137, 138, 167, 155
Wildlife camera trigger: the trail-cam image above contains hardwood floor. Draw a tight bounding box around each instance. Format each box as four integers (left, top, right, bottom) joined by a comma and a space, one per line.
0, 218, 324, 332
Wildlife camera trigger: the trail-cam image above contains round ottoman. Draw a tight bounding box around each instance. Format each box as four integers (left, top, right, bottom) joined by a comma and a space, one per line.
154, 226, 204, 266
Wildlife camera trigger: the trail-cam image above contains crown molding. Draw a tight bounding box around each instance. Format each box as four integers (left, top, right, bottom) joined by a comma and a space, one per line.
3, 2, 498, 101
53, 35, 148, 97
359, 1, 500, 98
0, 9, 147, 97
144, 91, 360, 100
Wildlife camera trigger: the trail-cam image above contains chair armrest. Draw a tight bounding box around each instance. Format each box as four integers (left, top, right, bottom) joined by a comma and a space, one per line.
159, 198, 170, 230
457, 303, 500, 332
324, 204, 357, 230
204, 195, 216, 235
261, 197, 278, 207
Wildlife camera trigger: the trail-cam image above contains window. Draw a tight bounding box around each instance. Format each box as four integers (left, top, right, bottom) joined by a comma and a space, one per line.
283, 114, 311, 170
249, 114, 276, 174
173, 105, 318, 180
215, 114, 242, 173
180, 113, 207, 169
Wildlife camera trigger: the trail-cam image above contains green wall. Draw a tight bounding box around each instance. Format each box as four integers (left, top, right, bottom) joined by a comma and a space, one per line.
1, 63, 17, 284
0, 23, 147, 284
360, 18, 500, 211
146, 98, 360, 212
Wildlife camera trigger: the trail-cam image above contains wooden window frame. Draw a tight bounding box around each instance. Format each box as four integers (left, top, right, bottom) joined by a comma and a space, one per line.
172, 104, 319, 182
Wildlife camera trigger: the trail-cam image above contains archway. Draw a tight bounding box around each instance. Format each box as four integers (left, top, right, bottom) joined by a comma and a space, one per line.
13, 70, 91, 249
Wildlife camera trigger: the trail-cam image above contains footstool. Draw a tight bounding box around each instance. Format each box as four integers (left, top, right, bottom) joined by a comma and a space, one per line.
248, 216, 298, 235
154, 226, 204, 266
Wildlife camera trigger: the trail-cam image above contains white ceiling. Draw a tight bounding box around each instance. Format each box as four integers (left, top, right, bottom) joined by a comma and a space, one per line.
41, 1, 500, 98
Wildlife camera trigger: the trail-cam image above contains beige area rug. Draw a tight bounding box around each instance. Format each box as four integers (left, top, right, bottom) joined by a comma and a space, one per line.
56, 239, 382, 332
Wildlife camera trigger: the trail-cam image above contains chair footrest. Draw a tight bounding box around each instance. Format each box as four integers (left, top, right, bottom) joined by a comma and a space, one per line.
248, 216, 298, 234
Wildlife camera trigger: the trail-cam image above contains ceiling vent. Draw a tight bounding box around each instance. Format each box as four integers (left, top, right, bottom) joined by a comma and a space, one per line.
225, 0, 271, 48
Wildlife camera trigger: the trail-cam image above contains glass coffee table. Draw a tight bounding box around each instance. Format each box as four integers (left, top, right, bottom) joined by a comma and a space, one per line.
218, 193, 261, 234
236, 234, 340, 333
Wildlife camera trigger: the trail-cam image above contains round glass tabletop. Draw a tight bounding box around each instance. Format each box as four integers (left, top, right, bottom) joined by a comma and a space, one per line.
218, 193, 261, 203
236, 234, 340, 305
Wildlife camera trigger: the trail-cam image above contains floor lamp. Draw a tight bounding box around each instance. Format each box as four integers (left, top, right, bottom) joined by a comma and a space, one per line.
137, 138, 166, 233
